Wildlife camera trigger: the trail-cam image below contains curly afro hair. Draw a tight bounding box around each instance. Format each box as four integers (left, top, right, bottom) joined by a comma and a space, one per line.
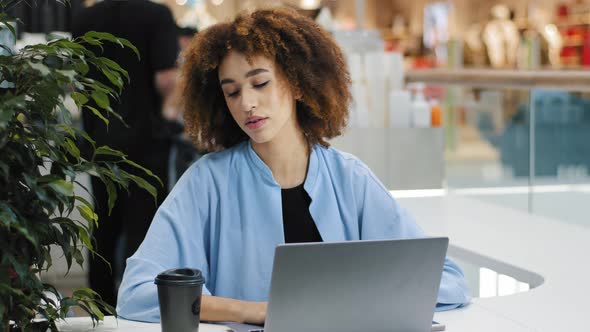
180, 7, 352, 152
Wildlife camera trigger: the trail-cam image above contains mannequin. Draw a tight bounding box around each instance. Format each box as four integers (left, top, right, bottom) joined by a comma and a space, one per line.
482, 4, 520, 68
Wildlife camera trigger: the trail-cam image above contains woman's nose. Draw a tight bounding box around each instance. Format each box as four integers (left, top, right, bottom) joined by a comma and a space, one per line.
240, 89, 257, 113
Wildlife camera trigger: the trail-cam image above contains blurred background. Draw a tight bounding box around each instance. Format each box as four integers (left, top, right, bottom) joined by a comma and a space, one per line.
4, 0, 589, 315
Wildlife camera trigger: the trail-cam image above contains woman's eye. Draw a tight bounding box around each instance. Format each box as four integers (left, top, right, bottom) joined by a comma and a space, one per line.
253, 81, 270, 88
226, 81, 268, 98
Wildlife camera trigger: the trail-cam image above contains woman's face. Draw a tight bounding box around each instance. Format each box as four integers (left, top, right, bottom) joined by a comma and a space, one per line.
218, 51, 299, 145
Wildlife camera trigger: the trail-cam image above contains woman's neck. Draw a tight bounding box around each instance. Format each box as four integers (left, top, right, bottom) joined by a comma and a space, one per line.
252, 126, 309, 189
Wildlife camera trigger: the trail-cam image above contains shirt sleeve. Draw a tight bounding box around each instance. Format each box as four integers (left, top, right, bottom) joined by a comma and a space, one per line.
116, 164, 212, 322
148, 5, 179, 71
355, 163, 471, 310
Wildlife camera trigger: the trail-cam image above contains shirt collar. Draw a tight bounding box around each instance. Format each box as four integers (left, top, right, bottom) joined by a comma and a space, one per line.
244, 140, 319, 191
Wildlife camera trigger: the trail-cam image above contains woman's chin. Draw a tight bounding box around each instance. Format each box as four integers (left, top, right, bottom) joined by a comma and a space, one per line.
248, 132, 274, 145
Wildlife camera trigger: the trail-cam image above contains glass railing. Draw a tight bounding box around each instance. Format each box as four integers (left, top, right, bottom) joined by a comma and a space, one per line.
450, 256, 532, 298
406, 69, 590, 227
448, 245, 544, 298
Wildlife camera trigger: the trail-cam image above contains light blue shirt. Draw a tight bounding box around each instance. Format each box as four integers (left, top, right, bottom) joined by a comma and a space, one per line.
117, 141, 470, 322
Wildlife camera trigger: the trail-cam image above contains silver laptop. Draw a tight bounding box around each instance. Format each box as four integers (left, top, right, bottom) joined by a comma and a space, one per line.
243, 238, 449, 332
224, 237, 449, 332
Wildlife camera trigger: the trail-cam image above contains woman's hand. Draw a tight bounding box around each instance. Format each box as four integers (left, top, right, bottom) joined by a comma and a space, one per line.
200, 295, 267, 324
239, 301, 267, 325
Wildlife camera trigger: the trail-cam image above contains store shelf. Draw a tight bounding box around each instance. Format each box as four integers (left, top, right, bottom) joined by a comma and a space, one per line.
561, 42, 585, 47
556, 14, 590, 27
406, 68, 590, 91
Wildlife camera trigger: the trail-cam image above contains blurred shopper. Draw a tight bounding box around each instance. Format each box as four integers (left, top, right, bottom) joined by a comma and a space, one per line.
166, 25, 203, 191
177, 26, 198, 65
72, 0, 180, 307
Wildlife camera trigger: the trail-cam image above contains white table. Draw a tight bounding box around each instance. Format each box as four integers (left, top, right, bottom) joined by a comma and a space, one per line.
399, 194, 589, 331
56, 316, 229, 331
58, 194, 588, 331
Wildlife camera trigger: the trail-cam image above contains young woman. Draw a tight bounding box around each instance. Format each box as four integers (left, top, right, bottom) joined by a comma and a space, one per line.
116, 8, 470, 324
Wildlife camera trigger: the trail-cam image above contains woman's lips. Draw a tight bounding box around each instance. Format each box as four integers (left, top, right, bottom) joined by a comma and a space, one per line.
246, 117, 268, 130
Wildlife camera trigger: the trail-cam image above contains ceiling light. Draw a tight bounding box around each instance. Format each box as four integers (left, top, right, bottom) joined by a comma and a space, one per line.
301, 0, 320, 10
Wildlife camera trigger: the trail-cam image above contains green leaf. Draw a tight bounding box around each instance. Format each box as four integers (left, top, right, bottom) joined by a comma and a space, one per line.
70, 92, 89, 106
105, 106, 125, 124
58, 102, 74, 125
59, 297, 78, 312
117, 37, 140, 60
105, 178, 117, 215
73, 60, 90, 75
84, 31, 140, 60
74, 195, 93, 210
90, 90, 109, 109
48, 179, 74, 197
73, 127, 96, 149
96, 299, 116, 316
98, 56, 128, 76
63, 137, 81, 159
127, 174, 157, 200
95, 145, 125, 158
79, 36, 104, 52
78, 226, 93, 251
73, 248, 84, 266
48, 38, 86, 52
42, 248, 53, 271
62, 166, 77, 180
57, 123, 76, 137
0, 20, 16, 41
122, 159, 163, 186
77, 205, 98, 226
100, 67, 124, 91
99, 167, 129, 189
87, 301, 105, 321
84, 105, 109, 126
83, 77, 117, 96
73, 287, 99, 299
79, 36, 100, 46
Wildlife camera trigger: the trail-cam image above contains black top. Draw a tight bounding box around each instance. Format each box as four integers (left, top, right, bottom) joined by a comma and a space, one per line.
281, 184, 323, 243
72, 0, 179, 160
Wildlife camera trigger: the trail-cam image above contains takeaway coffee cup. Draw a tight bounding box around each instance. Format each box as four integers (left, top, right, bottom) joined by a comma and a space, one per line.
155, 268, 206, 332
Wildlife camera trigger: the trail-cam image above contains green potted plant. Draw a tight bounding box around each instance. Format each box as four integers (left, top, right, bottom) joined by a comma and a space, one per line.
1, 7, 161, 332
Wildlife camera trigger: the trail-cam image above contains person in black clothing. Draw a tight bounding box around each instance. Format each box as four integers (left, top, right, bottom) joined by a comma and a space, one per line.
166, 25, 202, 190
72, 0, 180, 306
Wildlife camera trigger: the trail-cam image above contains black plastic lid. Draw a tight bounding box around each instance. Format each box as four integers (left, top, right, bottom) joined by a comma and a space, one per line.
154, 268, 205, 287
